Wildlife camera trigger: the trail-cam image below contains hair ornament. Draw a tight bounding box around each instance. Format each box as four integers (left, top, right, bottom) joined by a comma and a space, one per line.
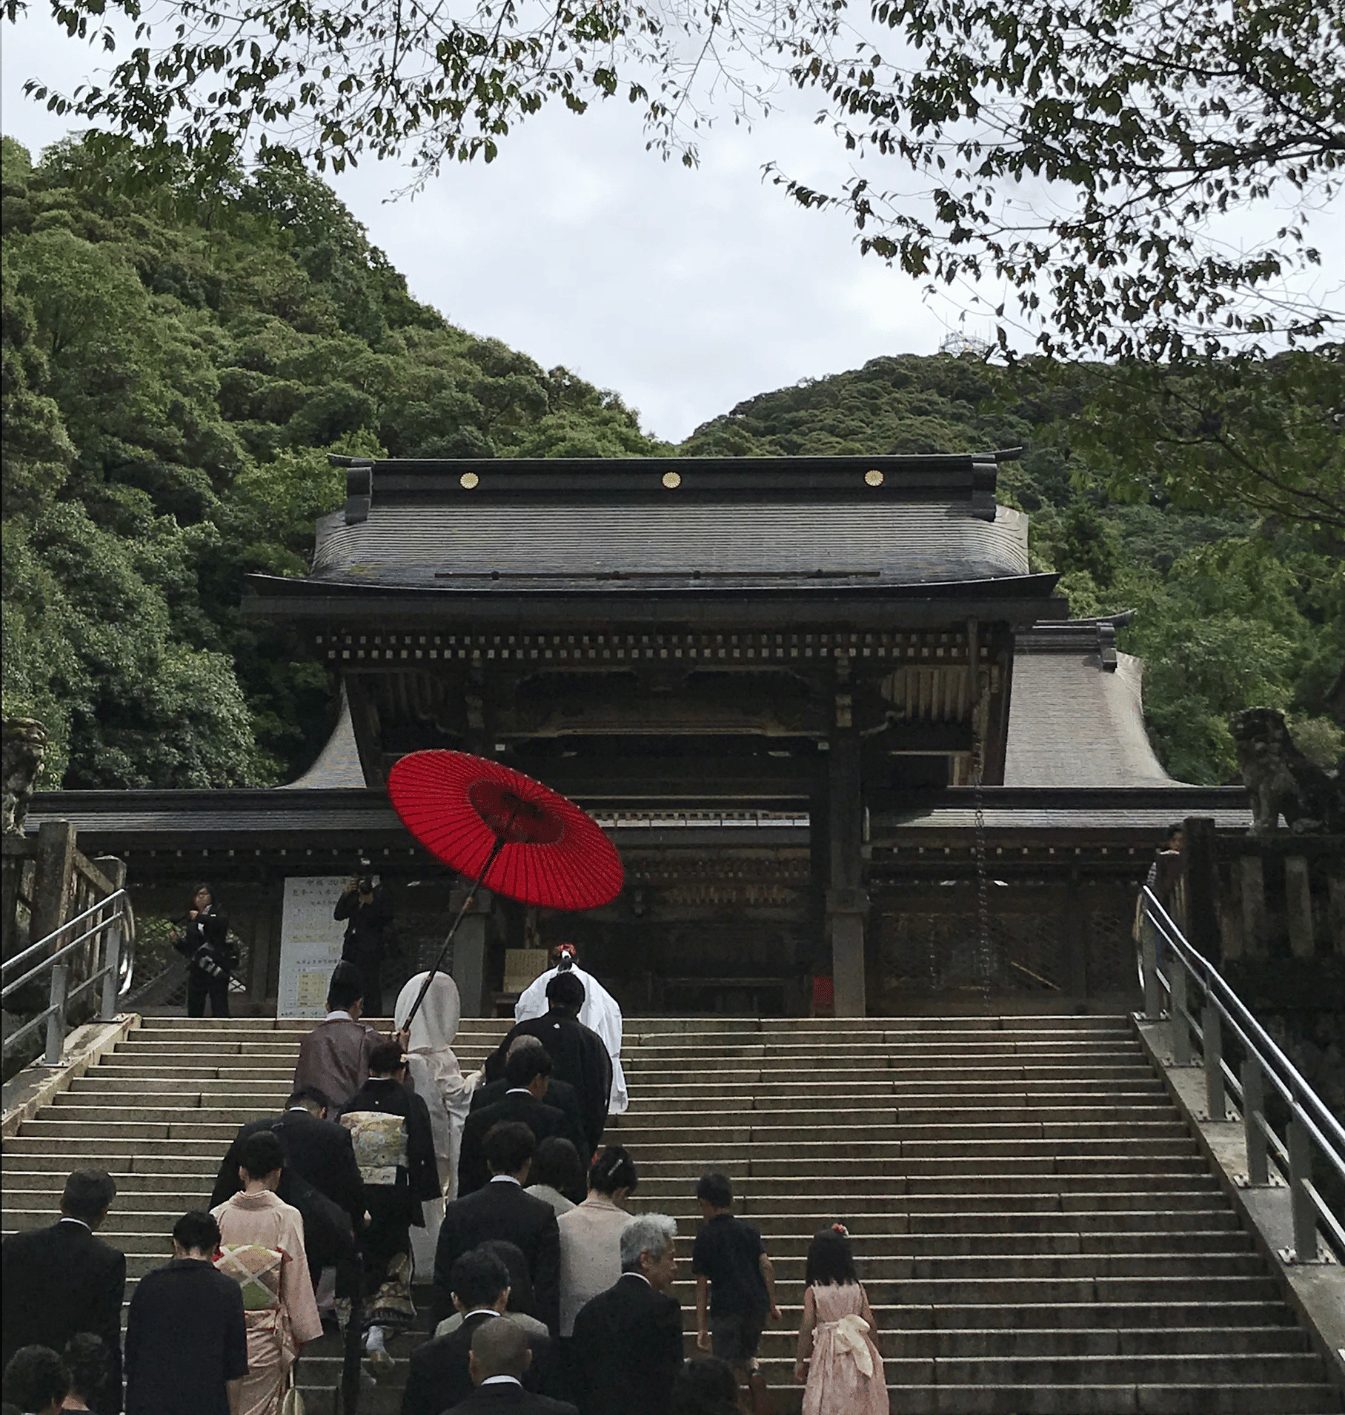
832, 1222, 849, 1237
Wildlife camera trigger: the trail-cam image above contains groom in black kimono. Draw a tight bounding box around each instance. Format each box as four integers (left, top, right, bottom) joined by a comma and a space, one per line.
484, 972, 613, 1157
339, 1040, 440, 1373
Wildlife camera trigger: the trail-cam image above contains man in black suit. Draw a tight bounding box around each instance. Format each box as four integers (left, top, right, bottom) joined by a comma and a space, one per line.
471, 1038, 587, 1159
446, 1320, 577, 1415
210, 1085, 365, 1225
403, 1246, 553, 1415
209, 1084, 363, 1305
0, 1169, 126, 1415
570, 1213, 683, 1415
485, 975, 612, 1157
434, 1123, 561, 1334
459, 1046, 572, 1196
124, 1210, 248, 1415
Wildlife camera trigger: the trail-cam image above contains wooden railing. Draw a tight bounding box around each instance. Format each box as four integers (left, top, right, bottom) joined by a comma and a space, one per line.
1176, 819, 1344, 965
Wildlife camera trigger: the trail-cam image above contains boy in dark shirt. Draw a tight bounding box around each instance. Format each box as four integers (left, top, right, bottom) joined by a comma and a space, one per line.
692, 1171, 780, 1414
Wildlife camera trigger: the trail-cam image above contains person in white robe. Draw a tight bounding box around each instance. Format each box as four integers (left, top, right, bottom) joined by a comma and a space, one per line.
393, 970, 479, 1273
514, 945, 628, 1114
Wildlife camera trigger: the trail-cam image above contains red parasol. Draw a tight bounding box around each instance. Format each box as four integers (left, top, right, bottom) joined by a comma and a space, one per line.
387, 750, 624, 1027
389, 751, 623, 910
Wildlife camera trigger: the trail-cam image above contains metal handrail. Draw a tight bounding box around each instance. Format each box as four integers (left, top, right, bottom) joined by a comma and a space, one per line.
1139, 885, 1345, 1265
0, 887, 133, 1065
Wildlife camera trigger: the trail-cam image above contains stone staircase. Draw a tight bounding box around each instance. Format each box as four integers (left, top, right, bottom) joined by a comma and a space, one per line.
3, 1013, 1343, 1414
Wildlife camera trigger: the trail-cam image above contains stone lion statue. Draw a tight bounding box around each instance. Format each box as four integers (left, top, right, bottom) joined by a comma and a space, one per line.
1230, 707, 1344, 835
1, 717, 48, 835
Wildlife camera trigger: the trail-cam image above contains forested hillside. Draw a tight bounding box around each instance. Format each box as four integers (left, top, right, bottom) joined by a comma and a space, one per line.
685, 357, 1344, 783
1, 136, 663, 788
2, 135, 1340, 789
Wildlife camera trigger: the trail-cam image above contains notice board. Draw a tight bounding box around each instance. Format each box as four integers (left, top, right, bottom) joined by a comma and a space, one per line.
278, 876, 348, 1019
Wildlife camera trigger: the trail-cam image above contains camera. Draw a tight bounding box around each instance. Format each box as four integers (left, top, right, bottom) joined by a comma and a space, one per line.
356, 857, 375, 894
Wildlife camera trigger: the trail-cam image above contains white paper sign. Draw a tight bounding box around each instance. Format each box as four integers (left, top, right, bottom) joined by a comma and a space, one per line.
278, 876, 348, 1019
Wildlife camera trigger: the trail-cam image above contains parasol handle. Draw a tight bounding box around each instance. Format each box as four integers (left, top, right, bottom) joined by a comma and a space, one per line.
399, 830, 508, 1035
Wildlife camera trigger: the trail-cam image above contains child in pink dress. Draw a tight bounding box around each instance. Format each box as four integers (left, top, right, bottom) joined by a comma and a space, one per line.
794, 1224, 889, 1415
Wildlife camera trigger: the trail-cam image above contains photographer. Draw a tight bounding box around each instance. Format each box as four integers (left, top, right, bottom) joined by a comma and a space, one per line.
334, 859, 394, 1017
174, 883, 237, 1018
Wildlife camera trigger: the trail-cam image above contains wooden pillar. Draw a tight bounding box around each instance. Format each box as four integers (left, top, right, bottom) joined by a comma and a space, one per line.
1284, 856, 1315, 959
1329, 872, 1345, 959
1182, 818, 1220, 961
451, 886, 494, 1018
1, 836, 33, 962
826, 725, 867, 1018
29, 820, 77, 947
1240, 855, 1267, 957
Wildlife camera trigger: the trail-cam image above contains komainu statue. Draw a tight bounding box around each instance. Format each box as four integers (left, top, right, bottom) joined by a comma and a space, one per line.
1, 717, 48, 835
1230, 707, 1345, 835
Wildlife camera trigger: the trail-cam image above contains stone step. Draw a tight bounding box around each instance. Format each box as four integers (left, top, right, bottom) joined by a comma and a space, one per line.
94, 1248, 1277, 1282
289, 1371, 1343, 1415
292, 1385, 1344, 1415
294, 1348, 1330, 1387
99, 1257, 1286, 1303
26, 1214, 1247, 1259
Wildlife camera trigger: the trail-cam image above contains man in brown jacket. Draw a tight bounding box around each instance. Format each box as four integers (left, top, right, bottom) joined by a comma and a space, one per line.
293, 963, 384, 1108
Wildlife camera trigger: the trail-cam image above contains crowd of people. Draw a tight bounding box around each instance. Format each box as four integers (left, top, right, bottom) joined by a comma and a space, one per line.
0, 946, 889, 1415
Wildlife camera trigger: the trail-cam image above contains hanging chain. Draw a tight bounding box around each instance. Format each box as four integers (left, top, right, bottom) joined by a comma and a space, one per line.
971, 685, 995, 1007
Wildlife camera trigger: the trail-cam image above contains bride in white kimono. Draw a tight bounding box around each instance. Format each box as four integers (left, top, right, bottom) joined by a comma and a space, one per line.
393, 971, 479, 1272
514, 945, 628, 1114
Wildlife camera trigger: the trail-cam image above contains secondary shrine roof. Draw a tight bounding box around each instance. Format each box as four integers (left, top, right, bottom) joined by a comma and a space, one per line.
1005, 614, 1185, 788
249, 451, 1057, 603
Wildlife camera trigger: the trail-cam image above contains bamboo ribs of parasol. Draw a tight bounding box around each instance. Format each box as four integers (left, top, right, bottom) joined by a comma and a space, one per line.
387, 750, 624, 1032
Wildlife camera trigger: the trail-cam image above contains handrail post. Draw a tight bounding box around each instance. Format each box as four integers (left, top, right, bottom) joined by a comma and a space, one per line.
100, 912, 122, 1022
1240, 1057, 1268, 1186
1170, 963, 1191, 1065
43, 963, 69, 1066
1286, 1116, 1319, 1263
1203, 1003, 1225, 1121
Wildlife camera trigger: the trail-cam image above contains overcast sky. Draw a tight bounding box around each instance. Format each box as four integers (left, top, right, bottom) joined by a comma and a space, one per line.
4, 12, 1342, 442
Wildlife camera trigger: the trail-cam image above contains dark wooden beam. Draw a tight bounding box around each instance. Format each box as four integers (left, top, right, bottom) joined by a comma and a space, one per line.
343, 676, 387, 790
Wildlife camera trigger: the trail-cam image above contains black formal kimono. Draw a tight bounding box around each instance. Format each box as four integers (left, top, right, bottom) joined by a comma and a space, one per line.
484, 1013, 613, 1156
458, 1092, 572, 1196
340, 1076, 440, 1327
0, 1219, 127, 1414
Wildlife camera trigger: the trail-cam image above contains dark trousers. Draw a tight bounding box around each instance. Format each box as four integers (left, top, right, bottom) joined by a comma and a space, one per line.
187, 968, 230, 1017
343, 955, 382, 1017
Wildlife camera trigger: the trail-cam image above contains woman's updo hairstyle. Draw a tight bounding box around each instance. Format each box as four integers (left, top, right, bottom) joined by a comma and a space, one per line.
588, 1145, 638, 1195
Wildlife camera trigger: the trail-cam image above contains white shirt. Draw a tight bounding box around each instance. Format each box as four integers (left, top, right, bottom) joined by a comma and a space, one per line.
481, 1377, 523, 1387
57, 1217, 91, 1230
325, 1010, 354, 1022
464, 1308, 503, 1321
490, 1174, 522, 1186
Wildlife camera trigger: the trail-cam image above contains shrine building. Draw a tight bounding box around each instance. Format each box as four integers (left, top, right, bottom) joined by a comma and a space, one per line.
25, 453, 1250, 1016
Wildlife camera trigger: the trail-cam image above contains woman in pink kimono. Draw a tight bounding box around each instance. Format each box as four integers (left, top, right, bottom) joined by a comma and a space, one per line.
211, 1129, 324, 1415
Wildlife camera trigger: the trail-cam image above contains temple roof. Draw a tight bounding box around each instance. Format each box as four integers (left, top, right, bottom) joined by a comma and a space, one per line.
250, 452, 1055, 602
1005, 614, 1185, 788
24, 787, 1251, 851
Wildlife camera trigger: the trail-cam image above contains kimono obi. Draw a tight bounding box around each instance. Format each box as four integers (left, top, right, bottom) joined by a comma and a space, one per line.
342, 1110, 408, 1186
215, 1243, 284, 1312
